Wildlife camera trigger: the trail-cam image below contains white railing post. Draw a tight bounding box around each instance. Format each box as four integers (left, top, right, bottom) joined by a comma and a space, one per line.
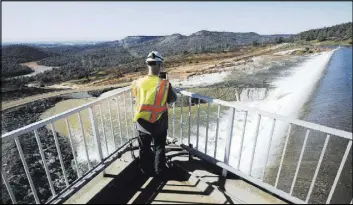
50, 123, 69, 187
261, 118, 276, 181
188, 96, 192, 145
14, 136, 40, 204
115, 97, 123, 145
205, 102, 211, 154
2, 170, 17, 204
237, 111, 248, 170
180, 94, 184, 144
326, 140, 352, 204
98, 104, 109, 156
222, 108, 235, 177
64, 118, 80, 178
305, 134, 330, 203
196, 98, 200, 150
34, 129, 56, 196
214, 105, 221, 158
108, 100, 117, 150
290, 129, 310, 195
123, 92, 130, 140
275, 123, 292, 188
249, 114, 262, 176
130, 91, 136, 140
78, 112, 92, 170
88, 106, 105, 174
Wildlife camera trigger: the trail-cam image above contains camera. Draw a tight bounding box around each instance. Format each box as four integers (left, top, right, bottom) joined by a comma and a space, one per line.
159, 71, 167, 79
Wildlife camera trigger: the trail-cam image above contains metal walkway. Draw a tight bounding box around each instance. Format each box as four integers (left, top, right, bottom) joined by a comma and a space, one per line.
83, 155, 222, 204
1, 86, 352, 204
63, 144, 284, 204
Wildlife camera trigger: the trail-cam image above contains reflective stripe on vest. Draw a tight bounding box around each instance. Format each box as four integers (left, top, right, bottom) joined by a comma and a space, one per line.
140, 104, 168, 122
133, 77, 169, 123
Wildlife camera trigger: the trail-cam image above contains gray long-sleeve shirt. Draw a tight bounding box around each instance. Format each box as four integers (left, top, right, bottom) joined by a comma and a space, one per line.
135, 82, 177, 135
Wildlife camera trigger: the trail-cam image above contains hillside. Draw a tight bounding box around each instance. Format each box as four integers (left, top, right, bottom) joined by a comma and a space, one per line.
1, 45, 53, 78
120, 36, 163, 47
125, 31, 291, 57
2, 45, 51, 63
294, 22, 352, 42
37, 31, 291, 68
27, 30, 290, 84
1, 62, 34, 78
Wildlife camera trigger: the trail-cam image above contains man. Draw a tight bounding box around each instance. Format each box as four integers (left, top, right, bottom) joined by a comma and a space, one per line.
131, 51, 177, 177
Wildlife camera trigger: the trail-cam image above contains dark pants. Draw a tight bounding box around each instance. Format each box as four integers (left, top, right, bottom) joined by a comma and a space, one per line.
137, 130, 167, 175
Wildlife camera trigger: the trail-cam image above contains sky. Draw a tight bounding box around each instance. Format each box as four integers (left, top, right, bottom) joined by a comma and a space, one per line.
2, 1, 352, 43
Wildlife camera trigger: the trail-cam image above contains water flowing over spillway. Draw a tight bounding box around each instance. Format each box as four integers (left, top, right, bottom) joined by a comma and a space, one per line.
179, 49, 337, 177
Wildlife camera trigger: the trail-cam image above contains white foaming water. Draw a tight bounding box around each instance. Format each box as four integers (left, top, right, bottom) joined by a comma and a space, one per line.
181, 49, 337, 178
170, 71, 231, 88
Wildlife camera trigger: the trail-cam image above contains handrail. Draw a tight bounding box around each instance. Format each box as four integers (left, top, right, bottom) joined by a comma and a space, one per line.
179, 90, 352, 140
1, 86, 131, 139
1, 86, 134, 204
175, 89, 352, 204
2, 85, 352, 204
3, 86, 351, 141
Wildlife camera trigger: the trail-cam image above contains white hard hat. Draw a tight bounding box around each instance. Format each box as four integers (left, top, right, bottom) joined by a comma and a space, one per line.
146, 51, 164, 63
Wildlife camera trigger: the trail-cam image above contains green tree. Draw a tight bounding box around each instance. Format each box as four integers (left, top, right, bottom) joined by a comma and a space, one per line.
275, 37, 284, 44
317, 33, 326, 42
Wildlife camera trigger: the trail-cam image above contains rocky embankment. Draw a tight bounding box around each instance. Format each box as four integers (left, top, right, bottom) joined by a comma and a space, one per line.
2, 96, 76, 204
1, 87, 117, 204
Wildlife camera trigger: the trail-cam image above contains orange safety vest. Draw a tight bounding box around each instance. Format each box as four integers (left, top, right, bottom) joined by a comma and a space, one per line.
132, 75, 169, 123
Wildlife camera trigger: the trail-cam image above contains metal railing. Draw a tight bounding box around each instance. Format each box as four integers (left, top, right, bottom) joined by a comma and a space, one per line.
1, 86, 137, 204
1, 86, 352, 204
176, 90, 352, 204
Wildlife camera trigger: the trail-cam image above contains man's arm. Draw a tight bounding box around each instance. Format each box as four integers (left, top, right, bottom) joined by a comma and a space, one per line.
167, 83, 177, 104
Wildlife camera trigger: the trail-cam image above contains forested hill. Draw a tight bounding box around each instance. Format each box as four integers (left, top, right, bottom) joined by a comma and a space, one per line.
114, 31, 290, 57
2, 45, 52, 63
36, 31, 290, 69
18, 31, 288, 83
1, 45, 53, 78
294, 22, 352, 42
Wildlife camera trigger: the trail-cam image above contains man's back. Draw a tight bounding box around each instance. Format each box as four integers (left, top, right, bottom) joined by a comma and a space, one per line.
132, 75, 177, 135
